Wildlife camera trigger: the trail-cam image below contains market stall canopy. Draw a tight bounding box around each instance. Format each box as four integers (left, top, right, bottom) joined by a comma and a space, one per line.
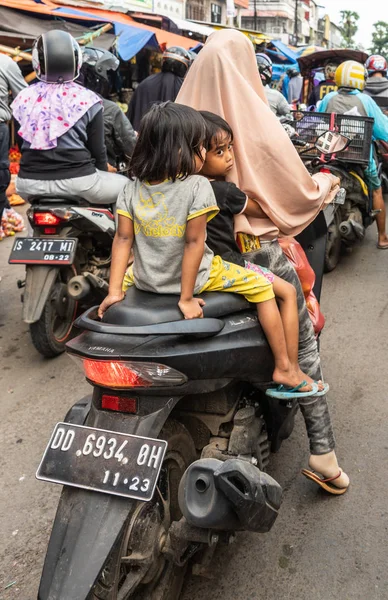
0, 0, 196, 57
266, 39, 298, 65
0, 6, 115, 49
298, 48, 369, 76
166, 17, 216, 37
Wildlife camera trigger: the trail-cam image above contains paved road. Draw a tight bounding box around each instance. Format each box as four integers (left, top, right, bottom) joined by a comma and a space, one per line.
1, 208, 387, 600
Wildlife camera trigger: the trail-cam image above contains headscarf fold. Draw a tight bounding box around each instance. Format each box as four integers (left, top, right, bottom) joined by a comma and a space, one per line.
12, 81, 101, 150
177, 29, 337, 239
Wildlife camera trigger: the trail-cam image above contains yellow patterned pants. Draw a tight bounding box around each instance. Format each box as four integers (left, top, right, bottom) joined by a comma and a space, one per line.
123, 255, 275, 304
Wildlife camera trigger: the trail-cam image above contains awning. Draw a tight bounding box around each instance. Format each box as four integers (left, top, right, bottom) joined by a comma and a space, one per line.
0, 6, 115, 49
54, 4, 198, 49
54, 6, 159, 58
0, 0, 196, 57
166, 17, 216, 37
268, 39, 298, 63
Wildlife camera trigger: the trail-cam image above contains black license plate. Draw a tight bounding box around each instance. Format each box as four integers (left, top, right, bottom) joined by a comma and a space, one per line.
36, 423, 168, 501
9, 238, 77, 265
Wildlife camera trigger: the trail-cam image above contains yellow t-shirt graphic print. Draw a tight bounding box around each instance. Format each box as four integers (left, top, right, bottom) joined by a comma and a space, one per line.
134, 187, 187, 238
117, 175, 219, 295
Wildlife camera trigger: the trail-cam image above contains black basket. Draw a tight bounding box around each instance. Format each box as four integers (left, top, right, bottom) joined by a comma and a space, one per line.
292, 111, 374, 165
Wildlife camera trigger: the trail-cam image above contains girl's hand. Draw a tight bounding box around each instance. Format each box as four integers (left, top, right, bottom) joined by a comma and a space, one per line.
98, 292, 125, 319
178, 298, 206, 319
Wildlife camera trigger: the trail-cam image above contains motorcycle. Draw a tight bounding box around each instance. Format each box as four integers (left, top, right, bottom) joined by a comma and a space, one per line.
290, 111, 375, 272
8, 196, 116, 357
36, 137, 335, 600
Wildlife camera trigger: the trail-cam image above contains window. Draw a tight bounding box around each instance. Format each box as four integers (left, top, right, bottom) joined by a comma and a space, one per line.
211, 3, 222, 24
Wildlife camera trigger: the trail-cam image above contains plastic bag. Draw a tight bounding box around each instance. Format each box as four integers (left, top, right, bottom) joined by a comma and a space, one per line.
278, 236, 325, 336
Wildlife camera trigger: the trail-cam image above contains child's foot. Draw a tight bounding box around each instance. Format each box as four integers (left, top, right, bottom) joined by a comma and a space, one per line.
307, 451, 350, 491
295, 368, 327, 393
272, 366, 315, 392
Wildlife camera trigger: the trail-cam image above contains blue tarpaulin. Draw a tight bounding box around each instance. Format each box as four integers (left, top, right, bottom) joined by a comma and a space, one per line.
268, 39, 298, 63
53, 7, 159, 60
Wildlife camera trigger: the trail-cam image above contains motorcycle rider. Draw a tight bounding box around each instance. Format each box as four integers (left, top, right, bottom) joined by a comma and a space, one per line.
13, 30, 127, 205
318, 60, 388, 249
256, 53, 292, 118
364, 54, 388, 114
80, 47, 137, 169
308, 62, 338, 107
127, 46, 192, 131
0, 52, 27, 224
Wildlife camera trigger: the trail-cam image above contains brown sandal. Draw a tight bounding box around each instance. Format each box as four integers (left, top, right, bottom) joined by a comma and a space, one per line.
301, 468, 349, 495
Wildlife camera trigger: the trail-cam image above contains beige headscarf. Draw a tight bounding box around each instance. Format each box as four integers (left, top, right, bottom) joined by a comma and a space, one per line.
177, 29, 336, 240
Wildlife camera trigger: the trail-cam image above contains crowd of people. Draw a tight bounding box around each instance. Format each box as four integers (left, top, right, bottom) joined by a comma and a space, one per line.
1, 26, 388, 495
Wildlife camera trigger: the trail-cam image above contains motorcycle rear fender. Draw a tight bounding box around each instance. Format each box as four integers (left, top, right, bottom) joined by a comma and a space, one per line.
22, 266, 59, 323
38, 396, 181, 600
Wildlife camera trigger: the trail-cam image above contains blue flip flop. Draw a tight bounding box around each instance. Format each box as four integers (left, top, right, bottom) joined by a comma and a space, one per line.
314, 382, 330, 397
266, 380, 319, 400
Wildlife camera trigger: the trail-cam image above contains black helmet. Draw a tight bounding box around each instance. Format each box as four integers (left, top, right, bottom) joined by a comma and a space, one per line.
162, 47, 192, 77
256, 53, 273, 86
32, 30, 82, 83
80, 47, 119, 97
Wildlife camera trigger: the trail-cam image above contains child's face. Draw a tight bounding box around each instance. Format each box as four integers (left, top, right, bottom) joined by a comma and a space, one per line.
200, 131, 234, 178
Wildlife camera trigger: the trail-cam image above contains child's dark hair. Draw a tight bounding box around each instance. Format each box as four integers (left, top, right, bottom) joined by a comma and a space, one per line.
199, 111, 234, 151
129, 102, 206, 182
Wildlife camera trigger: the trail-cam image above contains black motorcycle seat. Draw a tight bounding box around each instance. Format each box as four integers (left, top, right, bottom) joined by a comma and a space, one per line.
29, 195, 109, 207
103, 286, 251, 327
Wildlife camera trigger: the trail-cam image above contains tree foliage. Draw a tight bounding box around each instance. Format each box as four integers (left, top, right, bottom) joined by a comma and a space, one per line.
370, 21, 388, 56
340, 10, 360, 48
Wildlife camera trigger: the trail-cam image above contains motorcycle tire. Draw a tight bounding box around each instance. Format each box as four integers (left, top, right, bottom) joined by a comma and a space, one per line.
91, 420, 197, 600
29, 269, 77, 358
324, 212, 342, 273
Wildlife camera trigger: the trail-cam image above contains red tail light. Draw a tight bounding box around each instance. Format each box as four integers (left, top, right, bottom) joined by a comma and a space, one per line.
83, 359, 150, 388
102, 394, 138, 413
70, 356, 187, 389
33, 212, 63, 226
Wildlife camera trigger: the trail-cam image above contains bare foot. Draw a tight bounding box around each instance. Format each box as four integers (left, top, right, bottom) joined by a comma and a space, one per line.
309, 451, 349, 489
377, 235, 388, 249
272, 366, 314, 392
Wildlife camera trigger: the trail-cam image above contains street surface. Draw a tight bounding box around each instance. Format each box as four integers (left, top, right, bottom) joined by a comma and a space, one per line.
0, 206, 387, 600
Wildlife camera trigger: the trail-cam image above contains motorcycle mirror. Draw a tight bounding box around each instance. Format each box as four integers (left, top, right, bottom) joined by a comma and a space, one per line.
315, 131, 350, 154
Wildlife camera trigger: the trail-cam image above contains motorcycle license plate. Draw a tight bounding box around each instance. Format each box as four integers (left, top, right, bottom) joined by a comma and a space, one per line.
9, 238, 77, 265
36, 423, 167, 501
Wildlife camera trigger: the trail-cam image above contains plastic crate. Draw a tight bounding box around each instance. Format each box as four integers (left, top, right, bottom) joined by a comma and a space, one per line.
292, 111, 374, 166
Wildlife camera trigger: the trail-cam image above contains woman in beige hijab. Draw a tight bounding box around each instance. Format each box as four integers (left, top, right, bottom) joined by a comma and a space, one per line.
177, 29, 349, 494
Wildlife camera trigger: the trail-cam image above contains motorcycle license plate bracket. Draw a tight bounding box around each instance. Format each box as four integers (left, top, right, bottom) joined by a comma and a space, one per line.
36, 422, 167, 501
9, 238, 78, 265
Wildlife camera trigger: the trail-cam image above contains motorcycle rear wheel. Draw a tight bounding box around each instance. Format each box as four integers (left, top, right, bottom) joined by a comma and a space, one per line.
29, 268, 77, 358
324, 211, 342, 273
91, 420, 197, 600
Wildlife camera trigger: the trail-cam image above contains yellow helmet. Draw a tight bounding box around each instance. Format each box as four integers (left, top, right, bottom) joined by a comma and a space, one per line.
335, 60, 367, 91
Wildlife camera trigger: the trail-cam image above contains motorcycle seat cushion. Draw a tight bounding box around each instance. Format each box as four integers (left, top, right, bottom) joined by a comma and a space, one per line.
29, 195, 111, 207
103, 286, 251, 326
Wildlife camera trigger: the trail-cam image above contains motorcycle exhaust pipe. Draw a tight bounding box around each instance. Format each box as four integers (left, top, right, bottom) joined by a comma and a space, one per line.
178, 458, 282, 533
339, 219, 365, 242
68, 275, 91, 300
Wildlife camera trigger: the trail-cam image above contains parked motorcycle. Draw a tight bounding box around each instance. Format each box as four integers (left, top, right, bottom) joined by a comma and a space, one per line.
36, 202, 329, 598
291, 111, 375, 272
9, 197, 115, 357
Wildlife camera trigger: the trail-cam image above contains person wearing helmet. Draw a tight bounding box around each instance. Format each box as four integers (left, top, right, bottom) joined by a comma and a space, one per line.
281, 67, 303, 105
80, 47, 137, 168
0, 52, 27, 230
308, 63, 338, 107
364, 55, 388, 114
12, 30, 127, 205
256, 53, 292, 118
127, 46, 192, 131
318, 60, 388, 249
